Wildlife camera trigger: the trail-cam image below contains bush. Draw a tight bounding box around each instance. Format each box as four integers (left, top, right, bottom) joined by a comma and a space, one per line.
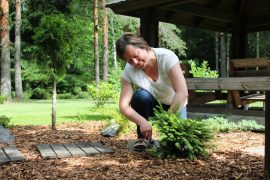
150, 105, 214, 160
76, 91, 91, 99
31, 87, 50, 99
0, 115, 11, 128
97, 106, 131, 135
201, 116, 265, 132
87, 81, 115, 107
58, 92, 75, 99
188, 60, 218, 78
0, 96, 6, 104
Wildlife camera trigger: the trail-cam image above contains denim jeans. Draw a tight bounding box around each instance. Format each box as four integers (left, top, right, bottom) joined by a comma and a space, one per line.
130, 89, 187, 138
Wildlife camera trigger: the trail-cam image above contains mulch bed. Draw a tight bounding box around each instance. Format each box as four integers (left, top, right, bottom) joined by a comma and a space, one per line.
0, 121, 264, 179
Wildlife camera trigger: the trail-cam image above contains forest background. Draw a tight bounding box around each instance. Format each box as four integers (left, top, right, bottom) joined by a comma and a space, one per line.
0, 0, 270, 102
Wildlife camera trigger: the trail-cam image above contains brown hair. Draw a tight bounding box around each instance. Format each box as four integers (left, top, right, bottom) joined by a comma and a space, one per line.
115, 32, 151, 60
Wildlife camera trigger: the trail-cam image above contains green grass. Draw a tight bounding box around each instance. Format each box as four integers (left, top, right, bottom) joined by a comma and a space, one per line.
0, 99, 113, 126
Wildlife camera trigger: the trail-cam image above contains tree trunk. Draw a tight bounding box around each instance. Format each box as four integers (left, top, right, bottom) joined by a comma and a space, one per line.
226, 33, 231, 77
94, 0, 100, 83
256, 32, 260, 58
15, 0, 23, 100
264, 91, 270, 179
0, 0, 11, 99
220, 32, 227, 77
110, 16, 117, 70
51, 79, 57, 130
215, 32, 219, 72
101, 0, 108, 81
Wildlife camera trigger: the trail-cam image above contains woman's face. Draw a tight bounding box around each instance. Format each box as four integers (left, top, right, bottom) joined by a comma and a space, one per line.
122, 45, 149, 69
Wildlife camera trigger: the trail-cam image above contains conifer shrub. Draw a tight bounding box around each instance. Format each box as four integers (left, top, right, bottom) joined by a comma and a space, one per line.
150, 105, 215, 160
0, 115, 11, 128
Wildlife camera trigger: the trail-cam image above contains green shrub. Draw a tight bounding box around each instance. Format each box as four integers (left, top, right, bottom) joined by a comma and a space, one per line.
96, 106, 131, 134
32, 87, 50, 99
0, 96, 6, 104
76, 91, 91, 99
188, 60, 218, 78
58, 92, 75, 99
201, 116, 265, 132
0, 115, 11, 128
150, 105, 214, 160
87, 81, 115, 107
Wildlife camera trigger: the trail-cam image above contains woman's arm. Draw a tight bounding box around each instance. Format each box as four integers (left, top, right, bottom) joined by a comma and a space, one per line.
168, 63, 189, 112
119, 78, 152, 139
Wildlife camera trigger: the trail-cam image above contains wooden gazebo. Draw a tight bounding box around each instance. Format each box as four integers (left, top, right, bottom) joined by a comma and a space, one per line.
106, 0, 270, 178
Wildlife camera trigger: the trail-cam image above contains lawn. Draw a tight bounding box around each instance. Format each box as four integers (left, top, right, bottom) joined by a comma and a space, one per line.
0, 99, 113, 126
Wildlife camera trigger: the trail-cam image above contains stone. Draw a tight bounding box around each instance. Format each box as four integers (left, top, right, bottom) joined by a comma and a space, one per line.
0, 125, 15, 144
101, 122, 120, 137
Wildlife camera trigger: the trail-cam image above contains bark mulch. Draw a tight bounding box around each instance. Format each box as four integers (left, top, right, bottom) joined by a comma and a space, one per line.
0, 121, 264, 179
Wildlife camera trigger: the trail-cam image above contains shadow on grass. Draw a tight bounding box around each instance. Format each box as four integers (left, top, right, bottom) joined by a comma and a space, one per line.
62, 114, 111, 121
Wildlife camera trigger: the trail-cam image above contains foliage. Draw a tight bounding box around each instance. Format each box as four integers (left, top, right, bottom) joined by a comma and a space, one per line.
0, 96, 6, 104
150, 104, 215, 160
188, 60, 219, 78
247, 31, 270, 58
96, 105, 131, 135
0, 115, 12, 128
201, 116, 265, 132
87, 81, 115, 107
31, 87, 50, 99
33, 14, 75, 80
159, 22, 186, 57
57, 93, 75, 99
180, 26, 215, 69
108, 67, 122, 103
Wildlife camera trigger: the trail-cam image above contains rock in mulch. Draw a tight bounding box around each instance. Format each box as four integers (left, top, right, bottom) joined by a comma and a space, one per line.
0, 125, 15, 144
101, 122, 120, 137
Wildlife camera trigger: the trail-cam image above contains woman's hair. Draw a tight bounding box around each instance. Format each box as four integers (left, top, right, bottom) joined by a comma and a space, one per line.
115, 32, 151, 60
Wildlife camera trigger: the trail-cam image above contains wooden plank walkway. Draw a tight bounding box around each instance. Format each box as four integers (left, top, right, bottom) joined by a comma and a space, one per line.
37, 142, 114, 159
0, 145, 26, 165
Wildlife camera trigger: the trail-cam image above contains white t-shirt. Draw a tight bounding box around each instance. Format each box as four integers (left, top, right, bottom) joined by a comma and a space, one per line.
122, 48, 181, 105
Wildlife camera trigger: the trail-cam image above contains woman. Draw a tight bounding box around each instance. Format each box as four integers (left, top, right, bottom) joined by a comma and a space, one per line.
116, 32, 188, 151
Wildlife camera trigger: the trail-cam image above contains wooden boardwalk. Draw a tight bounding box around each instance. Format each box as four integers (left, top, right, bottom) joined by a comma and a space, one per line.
37, 142, 114, 159
0, 145, 26, 165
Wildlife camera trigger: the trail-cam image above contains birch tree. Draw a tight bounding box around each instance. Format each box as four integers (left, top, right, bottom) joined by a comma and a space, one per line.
15, 0, 23, 100
94, 0, 99, 83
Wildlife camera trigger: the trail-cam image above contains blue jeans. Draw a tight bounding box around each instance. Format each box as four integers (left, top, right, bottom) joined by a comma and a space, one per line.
130, 89, 187, 138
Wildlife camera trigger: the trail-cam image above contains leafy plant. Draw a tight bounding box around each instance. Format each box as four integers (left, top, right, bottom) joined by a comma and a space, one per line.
201, 116, 265, 132
87, 81, 115, 107
150, 104, 215, 160
0, 96, 6, 104
188, 60, 218, 78
0, 115, 12, 128
97, 106, 132, 135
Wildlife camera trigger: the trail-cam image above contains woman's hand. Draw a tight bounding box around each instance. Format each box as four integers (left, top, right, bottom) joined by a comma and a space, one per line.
139, 121, 152, 140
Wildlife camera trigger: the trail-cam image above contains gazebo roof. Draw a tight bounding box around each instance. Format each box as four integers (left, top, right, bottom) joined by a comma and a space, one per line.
107, 0, 270, 33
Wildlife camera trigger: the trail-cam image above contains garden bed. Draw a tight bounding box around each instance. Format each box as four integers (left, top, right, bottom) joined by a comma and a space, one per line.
0, 121, 264, 179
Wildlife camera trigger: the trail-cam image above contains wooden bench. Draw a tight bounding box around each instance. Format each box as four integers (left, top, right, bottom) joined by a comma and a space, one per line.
228, 58, 270, 110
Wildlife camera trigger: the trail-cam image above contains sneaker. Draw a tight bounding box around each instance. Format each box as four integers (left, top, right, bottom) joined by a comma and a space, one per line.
133, 138, 148, 152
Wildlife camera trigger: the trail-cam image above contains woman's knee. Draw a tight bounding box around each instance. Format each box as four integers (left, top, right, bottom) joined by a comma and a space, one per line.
131, 89, 155, 106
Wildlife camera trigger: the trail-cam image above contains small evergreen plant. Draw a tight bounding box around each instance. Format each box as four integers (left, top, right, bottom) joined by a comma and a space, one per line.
0, 115, 11, 128
150, 104, 215, 160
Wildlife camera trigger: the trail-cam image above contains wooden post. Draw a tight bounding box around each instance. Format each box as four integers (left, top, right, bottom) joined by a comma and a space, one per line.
140, 7, 159, 47
231, 22, 247, 59
264, 91, 270, 179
